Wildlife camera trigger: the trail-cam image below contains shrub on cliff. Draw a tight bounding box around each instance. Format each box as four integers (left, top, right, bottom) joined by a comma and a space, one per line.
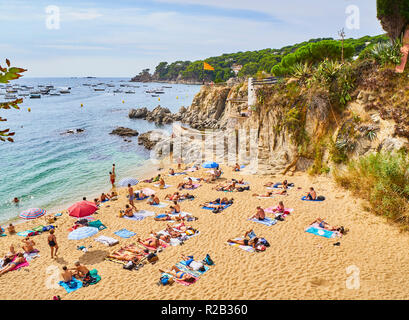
334, 152, 409, 229
377, 0, 409, 40
272, 40, 355, 77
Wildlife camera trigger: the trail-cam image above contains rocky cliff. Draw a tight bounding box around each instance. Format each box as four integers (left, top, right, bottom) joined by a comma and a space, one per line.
158, 61, 409, 175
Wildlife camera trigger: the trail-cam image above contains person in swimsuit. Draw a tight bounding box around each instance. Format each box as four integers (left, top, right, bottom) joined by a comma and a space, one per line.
311, 218, 344, 232
275, 201, 285, 213
110, 191, 118, 201
94, 198, 100, 206
181, 254, 206, 272
252, 191, 274, 197
169, 168, 175, 176
122, 205, 134, 218
128, 184, 137, 210
109, 171, 115, 188
0, 253, 25, 276
48, 229, 58, 259
7, 224, 16, 235
154, 213, 184, 221
13, 197, 19, 206
159, 266, 196, 282
158, 177, 165, 189
138, 237, 161, 249
307, 187, 317, 200
148, 194, 160, 206
100, 193, 110, 202
22, 237, 36, 254
168, 201, 180, 214
233, 163, 240, 172
150, 231, 171, 243
70, 261, 90, 279
250, 206, 265, 220
227, 237, 259, 248
61, 266, 73, 283
165, 192, 180, 201
152, 174, 161, 183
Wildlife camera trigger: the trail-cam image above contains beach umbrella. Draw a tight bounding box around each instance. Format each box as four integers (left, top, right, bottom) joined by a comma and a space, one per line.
68, 201, 98, 218
118, 177, 139, 187
202, 161, 219, 169
19, 208, 46, 220
68, 227, 99, 240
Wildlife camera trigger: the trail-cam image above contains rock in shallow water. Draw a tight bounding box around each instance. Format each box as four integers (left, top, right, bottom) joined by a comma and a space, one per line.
110, 127, 139, 137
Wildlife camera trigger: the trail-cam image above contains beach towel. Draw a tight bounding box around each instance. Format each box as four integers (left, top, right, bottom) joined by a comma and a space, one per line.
123, 210, 155, 221
249, 217, 277, 227
227, 238, 255, 253
16, 230, 36, 237
88, 220, 107, 231
264, 207, 294, 216
256, 196, 275, 199
114, 229, 136, 239
161, 272, 198, 286
94, 235, 119, 246
178, 261, 209, 276
150, 202, 168, 208
54, 213, 62, 217
184, 177, 201, 182
32, 225, 45, 232
59, 278, 83, 293
301, 196, 325, 202
23, 250, 40, 262
267, 186, 293, 190
305, 226, 335, 238
83, 269, 101, 286
153, 184, 172, 189
135, 196, 149, 201
181, 183, 201, 190
168, 172, 186, 176
201, 204, 232, 211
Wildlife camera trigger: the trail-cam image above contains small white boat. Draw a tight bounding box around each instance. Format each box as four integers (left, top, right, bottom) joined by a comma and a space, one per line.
94, 88, 105, 91
59, 90, 70, 94
125, 90, 135, 94
30, 94, 41, 99
5, 94, 17, 99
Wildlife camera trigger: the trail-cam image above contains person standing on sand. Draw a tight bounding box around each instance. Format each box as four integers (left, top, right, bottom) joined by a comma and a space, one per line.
109, 171, 116, 188
128, 184, 137, 210
48, 229, 58, 259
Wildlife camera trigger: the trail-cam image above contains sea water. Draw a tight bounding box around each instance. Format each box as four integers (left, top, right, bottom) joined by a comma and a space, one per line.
0, 77, 200, 222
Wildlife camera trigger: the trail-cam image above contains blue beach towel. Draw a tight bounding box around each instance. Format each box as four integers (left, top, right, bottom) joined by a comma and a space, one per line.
150, 202, 168, 208
177, 261, 209, 277
305, 226, 334, 238
202, 204, 231, 211
301, 196, 325, 202
59, 278, 83, 293
17, 230, 35, 237
249, 217, 277, 226
114, 228, 136, 239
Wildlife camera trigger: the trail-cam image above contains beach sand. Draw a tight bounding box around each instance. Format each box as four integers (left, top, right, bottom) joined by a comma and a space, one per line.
0, 164, 408, 300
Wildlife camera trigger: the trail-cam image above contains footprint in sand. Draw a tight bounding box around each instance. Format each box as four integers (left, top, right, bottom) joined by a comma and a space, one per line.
310, 278, 329, 287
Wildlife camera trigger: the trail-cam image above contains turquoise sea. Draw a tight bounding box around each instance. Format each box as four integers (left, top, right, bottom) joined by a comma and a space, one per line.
0, 77, 200, 223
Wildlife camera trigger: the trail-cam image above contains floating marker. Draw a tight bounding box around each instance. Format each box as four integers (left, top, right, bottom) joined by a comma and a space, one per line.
28, 108, 31, 112
80, 103, 83, 107
176, 96, 178, 99
122, 100, 125, 104
158, 98, 160, 101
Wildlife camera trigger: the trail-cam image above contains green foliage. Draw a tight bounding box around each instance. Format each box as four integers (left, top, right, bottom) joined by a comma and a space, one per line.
365, 40, 403, 66
289, 62, 312, 84
272, 40, 355, 77
0, 59, 26, 142
149, 35, 385, 82
308, 140, 330, 175
334, 152, 409, 228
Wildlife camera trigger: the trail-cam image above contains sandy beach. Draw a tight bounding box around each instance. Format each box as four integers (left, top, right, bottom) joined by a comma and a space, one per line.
0, 163, 409, 300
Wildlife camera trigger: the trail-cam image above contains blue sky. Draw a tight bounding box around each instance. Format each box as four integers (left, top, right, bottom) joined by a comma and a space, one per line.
0, 0, 384, 77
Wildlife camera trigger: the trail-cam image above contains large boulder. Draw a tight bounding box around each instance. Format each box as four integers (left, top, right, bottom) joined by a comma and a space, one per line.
110, 127, 139, 137
137, 131, 168, 150
129, 107, 148, 119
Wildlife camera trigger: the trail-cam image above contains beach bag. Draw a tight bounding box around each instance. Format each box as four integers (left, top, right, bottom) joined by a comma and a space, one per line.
147, 253, 158, 264
203, 254, 214, 266
259, 238, 270, 247
212, 208, 220, 214
317, 195, 326, 201
255, 244, 266, 252
160, 275, 171, 285
123, 261, 135, 270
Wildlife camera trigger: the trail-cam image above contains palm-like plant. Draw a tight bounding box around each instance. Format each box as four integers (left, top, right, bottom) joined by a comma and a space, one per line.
370, 39, 403, 66
290, 62, 312, 84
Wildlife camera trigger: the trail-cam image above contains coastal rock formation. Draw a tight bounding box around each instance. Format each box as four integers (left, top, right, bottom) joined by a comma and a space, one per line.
129, 106, 174, 125
61, 128, 85, 135
128, 107, 148, 119
110, 127, 139, 137
137, 131, 167, 150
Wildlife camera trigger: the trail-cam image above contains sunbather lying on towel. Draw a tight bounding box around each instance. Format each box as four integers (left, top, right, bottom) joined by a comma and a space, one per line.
148, 194, 160, 205
227, 237, 259, 248
100, 193, 110, 202
150, 231, 171, 242
213, 181, 236, 192
252, 191, 274, 197
180, 193, 195, 200
165, 192, 180, 201
165, 226, 182, 238
154, 214, 184, 221
138, 237, 162, 249
108, 250, 144, 263
0, 253, 25, 276
250, 207, 266, 220
311, 218, 345, 234
171, 223, 198, 234
181, 254, 206, 272
169, 168, 175, 175
177, 178, 194, 190
134, 191, 147, 200
159, 266, 196, 283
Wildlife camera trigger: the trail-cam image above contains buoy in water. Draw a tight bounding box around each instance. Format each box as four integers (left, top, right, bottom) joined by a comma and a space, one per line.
176, 96, 178, 99
28, 108, 31, 112
122, 100, 125, 104
80, 103, 83, 107
158, 98, 160, 101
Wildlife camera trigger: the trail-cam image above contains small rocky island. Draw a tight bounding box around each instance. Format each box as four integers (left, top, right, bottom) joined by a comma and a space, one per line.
110, 127, 139, 137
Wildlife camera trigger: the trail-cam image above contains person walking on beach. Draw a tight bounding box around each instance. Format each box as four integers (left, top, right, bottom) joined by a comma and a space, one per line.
128, 184, 137, 210
48, 229, 58, 259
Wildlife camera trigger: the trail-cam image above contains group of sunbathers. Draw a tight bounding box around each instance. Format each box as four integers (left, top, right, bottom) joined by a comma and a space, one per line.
94, 191, 118, 206
0, 238, 39, 276
213, 179, 249, 192
177, 178, 198, 190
